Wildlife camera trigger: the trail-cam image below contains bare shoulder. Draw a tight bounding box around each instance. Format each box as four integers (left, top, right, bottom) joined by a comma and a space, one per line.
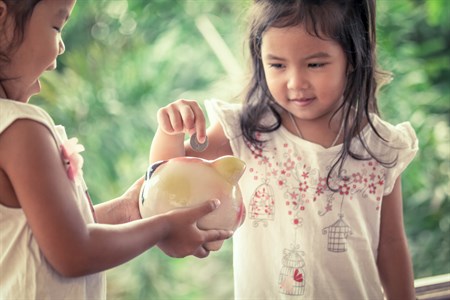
0, 118, 57, 167
0, 119, 72, 208
1, 120, 56, 203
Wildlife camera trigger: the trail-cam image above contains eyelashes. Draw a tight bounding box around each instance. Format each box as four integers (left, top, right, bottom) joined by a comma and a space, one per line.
267, 63, 328, 69
269, 63, 284, 69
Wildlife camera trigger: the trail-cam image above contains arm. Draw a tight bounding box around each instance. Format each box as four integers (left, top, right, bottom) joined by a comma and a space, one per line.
377, 177, 416, 300
0, 120, 232, 277
149, 99, 232, 163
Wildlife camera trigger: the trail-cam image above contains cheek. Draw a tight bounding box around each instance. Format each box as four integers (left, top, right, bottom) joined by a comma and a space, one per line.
335, 74, 348, 96
264, 70, 284, 94
319, 72, 347, 98
334, 62, 349, 93
33, 38, 60, 70
325, 76, 343, 90
41, 35, 60, 57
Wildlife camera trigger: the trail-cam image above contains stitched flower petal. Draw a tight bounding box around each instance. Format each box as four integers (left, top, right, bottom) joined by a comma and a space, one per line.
61, 138, 85, 181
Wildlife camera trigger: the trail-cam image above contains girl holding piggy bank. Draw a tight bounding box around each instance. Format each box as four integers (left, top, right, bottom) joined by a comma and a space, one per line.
0, 1, 231, 298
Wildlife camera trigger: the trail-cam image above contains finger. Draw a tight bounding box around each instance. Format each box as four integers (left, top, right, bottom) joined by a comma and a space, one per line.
203, 229, 234, 243
134, 176, 145, 188
157, 109, 176, 134
167, 106, 185, 132
193, 245, 210, 258
124, 176, 144, 194
187, 199, 221, 221
190, 105, 207, 143
179, 103, 196, 132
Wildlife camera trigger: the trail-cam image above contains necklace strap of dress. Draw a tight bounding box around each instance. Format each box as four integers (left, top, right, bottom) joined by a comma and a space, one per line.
288, 112, 343, 148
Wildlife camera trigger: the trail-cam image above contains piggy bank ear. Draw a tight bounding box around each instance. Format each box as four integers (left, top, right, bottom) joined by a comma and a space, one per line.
211, 156, 246, 184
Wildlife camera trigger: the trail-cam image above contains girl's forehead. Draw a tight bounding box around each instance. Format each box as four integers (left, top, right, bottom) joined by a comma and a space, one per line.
262, 25, 334, 48
260, 25, 344, 61
28, 0, 76, 27
36, 0, 76, 14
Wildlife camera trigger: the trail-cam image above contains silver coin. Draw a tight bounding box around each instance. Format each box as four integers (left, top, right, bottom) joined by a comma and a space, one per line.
190, 132, 208, 152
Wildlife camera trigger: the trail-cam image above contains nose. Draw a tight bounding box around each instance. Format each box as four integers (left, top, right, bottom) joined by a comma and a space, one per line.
287, 69, 309, 91
58, 38, 65, 55
47, 39, 65, 71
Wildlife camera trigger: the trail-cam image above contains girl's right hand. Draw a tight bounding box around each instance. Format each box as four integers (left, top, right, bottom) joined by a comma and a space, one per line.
157, 199, 233, 258
157, 99, 208, 144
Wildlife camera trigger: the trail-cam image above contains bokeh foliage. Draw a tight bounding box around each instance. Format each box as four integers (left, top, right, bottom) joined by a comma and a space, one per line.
34, 0, 449, 298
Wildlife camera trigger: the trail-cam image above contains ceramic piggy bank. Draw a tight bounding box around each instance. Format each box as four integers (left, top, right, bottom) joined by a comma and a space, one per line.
139, 155, 246, 251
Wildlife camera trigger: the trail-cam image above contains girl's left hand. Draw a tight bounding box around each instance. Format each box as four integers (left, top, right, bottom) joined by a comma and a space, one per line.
94, 177, 144, 224
157, 99, 208, 144
121, 176, 145, 221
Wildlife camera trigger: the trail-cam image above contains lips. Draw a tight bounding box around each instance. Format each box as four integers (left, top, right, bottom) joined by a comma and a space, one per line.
289, 97, 315, 106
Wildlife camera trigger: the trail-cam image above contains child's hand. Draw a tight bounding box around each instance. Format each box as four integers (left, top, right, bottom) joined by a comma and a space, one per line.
157, 99, 208, 144
121, 177, 145, 221
94, 177, 144, 224
157, 199, 233, 258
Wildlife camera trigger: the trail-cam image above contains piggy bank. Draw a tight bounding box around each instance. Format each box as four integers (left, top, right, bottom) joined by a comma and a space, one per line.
139, 155, 246, 251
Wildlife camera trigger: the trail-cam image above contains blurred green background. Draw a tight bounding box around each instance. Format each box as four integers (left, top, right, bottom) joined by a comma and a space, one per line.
33, 0, 449, 299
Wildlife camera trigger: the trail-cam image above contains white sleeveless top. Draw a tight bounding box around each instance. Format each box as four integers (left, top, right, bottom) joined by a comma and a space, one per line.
0, 99, 106, 299
206, 99, 418, 300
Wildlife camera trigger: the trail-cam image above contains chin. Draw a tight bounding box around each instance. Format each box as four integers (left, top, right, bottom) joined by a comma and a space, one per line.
24, 81, 42, 102
21, 91, 39, 103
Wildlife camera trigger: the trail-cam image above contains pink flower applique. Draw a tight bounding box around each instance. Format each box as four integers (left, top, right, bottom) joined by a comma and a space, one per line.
61, 138, 85, 181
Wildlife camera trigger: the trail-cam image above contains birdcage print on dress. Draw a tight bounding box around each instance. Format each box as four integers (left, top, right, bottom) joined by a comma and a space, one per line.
322, 214, 352, 252
279, 246, 306, 296
249, 180, 275, 227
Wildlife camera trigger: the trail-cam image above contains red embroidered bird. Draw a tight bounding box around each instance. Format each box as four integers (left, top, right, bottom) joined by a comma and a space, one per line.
294, 269, 304, 282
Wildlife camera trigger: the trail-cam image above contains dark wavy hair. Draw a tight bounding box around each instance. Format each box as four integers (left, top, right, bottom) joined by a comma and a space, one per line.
0, 0, 42, 81
240, 0, 394, 184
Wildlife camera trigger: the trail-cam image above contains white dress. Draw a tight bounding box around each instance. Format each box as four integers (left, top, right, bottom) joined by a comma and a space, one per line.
206, 99, 418, 300
0, 99, 106, 299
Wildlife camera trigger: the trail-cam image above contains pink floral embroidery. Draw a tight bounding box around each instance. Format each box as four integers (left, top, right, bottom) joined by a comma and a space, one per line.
339, 183, 350, 195
284, 159, 295, 170
61, 138, 85, 181
298, 181, 309, 192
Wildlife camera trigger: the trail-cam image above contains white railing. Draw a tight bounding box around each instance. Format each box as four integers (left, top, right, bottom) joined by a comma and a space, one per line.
415, 274, 450, 300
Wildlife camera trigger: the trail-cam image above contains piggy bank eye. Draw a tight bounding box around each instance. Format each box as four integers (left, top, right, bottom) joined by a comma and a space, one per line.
145, 160, 167, 180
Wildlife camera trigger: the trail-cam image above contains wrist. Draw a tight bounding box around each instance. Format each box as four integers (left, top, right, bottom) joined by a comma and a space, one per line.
153, 213, 171, 241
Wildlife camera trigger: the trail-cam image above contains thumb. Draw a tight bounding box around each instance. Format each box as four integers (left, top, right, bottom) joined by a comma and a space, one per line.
188, 199, 221, 220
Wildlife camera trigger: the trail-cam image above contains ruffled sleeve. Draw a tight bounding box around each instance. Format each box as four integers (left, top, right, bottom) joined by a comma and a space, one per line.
204, 99, 241, 137
204, 99, 243, 154
366, 115, 419, 195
